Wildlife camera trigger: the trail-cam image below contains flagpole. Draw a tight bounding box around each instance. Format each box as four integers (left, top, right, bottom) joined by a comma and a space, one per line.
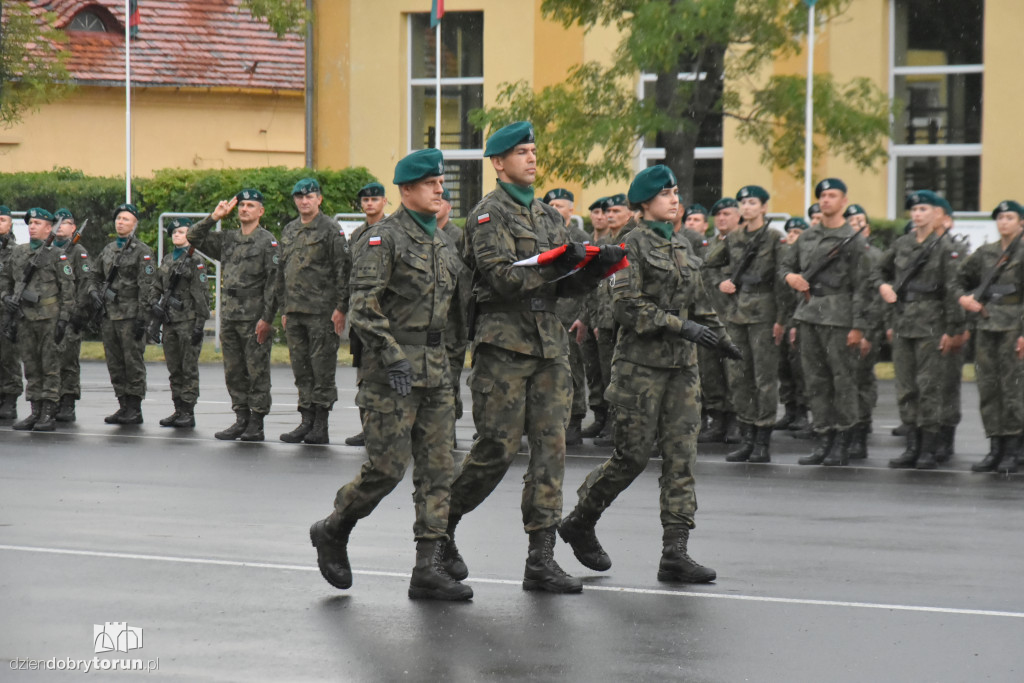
434, 20, 441, 150
803, 0, 817, 214
124, 0, 132, 202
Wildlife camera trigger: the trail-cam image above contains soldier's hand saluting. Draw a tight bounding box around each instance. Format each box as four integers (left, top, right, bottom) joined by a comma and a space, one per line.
211, 197, 238, 222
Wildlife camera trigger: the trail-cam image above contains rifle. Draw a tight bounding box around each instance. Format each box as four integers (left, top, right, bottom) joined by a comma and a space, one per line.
730, 217, 773, 294
1, 226, 60, 342
62, 219, 94, 333
892, 231, 946, 302
973, 230, 1024, 310
801, 223, 868, 300
147, 244, 197, 343
86, 233, 135, 331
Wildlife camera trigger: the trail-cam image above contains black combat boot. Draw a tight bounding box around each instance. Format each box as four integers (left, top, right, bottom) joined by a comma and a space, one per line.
565, 414, 584, 446
160, 398, 183, 427
0, 393, 17, 420
971, 437, 1004, 473
55, 394, 76, 423
309, 518, 356, 589
12, 401, 40, 431
215, 409, 250, 440
558, 511, 612, 571
32, 399, 57, 432
788, 405, 810, 433
748, 426, 772, 464
915, 430, 941, 470
846, 423, 868, 460
823, 428, 852, 466
303, 405, 330, 444
280, 407, 314, 443
888, 428, 921, 469
172, 402, 195, 428
408, 540, 474, 601
724, 412, 742, 444
439, 514, 469, 580
892, 422, 912, 437
580, 407, 607, 439
774, 403, 798, 431
238, 412, 265, 442
934, 425, 955, 463
119, 395, 144, 425
104, 396, 127, 424
997, 434, 1020, 474
698, 409, 727, 443
344, 431, 365, 446
523, 526, 583, 593
725, 422, 755, 462
657, 525, 716, 583
799, 430, 836, 465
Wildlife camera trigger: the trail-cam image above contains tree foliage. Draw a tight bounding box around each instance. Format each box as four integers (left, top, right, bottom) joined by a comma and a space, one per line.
241, 0, 310, 38
0, 1, 72, 128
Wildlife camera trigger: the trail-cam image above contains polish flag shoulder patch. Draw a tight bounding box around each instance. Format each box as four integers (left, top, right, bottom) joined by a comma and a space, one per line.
270, 240, 278, 247
59, 253, 68, 260
477, 213, 491, 224
197, 263, 204, 270
368, 236, 382, 246
143, 254, 152, 261
80, 252, 88, 258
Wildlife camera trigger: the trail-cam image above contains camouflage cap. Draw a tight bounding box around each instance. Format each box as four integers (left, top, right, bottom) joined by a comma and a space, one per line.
628, 166, 676, 204
114, 203, 139, 219
843, 204, 867, 218
291, 178, 321, 196
393, 148, 445, 185
236, 188, 264, 203
992, 200, 1024, 220
483, 121, 535, 157
684, 203, 708, 219
357, 182, 386, 198
736, 185, 770, 202
710, 197, 739, 215
54, 208, 74, 221
907, 190, 952, 215
784, 217, 809, 232
807, 203, 822, 218
543, 188, 574, 204
26, 207, 55, 222
587, 197, 608, 212
814, 178, 847, 197
168, 217, 193, 231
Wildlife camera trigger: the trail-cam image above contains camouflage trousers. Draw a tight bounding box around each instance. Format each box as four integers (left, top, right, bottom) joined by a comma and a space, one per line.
574, 359, 701, 529
854, 336, 881, 424
447, 342, 468, 421
582, 331, 605, 412
798, 322, 858, 432
698, 343, 731, 413
565, 323, 587, 419
163, 320, 201, 404
940, 346, 965, 428
974, 329, 1024, 437
777, 328, 805, 409
892, 335, 946, 430
725, 322, 779, 427
57, 329, 83, 399
449, 343, 571, 532
284, 312, 339, 409
102, 318, 147, 398
330, 381, 456, 540
17, 318, 60, 402
0, 335, 22, 396
221, 318, 272, 414
596, 328, 615, 407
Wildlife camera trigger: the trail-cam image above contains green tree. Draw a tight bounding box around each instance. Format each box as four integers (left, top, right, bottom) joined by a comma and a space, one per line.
470, 0, 893, 202
242, 0, 310, 38
0, 1, 71, 127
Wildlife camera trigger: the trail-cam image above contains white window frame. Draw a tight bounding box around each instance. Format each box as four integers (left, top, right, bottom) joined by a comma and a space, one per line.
636, 72, 724, 171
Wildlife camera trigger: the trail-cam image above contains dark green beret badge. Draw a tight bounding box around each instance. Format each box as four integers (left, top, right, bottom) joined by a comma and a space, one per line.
607, 192, 630, 207
907, 190, 952, 214
26, 207, 55, 222
543, 188, 574, 204
292, 178, 321, 196
236, 189, 264, 203
168, 217, 193, 231
814, 178, 847, 197
114, 203, 139, 219
992, 200, 1024, 219
357, 182, 386, 198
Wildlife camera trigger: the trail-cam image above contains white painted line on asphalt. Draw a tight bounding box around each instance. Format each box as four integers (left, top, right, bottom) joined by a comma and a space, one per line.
1, 543, 1021, 620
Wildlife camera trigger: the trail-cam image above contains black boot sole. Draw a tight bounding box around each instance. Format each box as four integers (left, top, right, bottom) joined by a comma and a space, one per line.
309, 523, 352, 590
408, 585, 473, 601
522, 577, 583, 593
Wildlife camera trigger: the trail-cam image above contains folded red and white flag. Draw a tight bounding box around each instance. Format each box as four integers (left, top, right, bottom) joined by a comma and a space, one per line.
513, 244, 628, 279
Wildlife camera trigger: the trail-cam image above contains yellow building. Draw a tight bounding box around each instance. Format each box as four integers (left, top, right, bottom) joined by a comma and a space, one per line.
312, 0, 1011, 220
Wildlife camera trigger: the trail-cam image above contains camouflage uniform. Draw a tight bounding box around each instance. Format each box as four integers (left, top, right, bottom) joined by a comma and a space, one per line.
187, 216, 278, 415
855, 241, 886, 426
54, 237, 94, 417
698, 235, 735, 424
557, 222, 593, 422
439, 222, 470, 428
152, 248, 210, 407
776, 278, 807, 420
0, 233, 23, 411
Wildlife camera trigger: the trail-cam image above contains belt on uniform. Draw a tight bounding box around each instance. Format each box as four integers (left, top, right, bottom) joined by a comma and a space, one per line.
478, 298, 557, 314
391, 329, 445, 346
737, 283, 773, 294
988, 295, 1021, 305
224, 287, 263, 298
27, 296, 58, 307
902, 291, 943, 303
808, 284, 850, 298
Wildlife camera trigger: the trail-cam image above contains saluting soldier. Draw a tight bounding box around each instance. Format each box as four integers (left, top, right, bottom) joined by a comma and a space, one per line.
1, 208, 75, 431
188, 190, 278, 442
309, 148, 472, 601
0, 205, 24, 420
52, 209, 95, 423
93, 203, 156, 425
558, 165, 741, 584
774, 217, 810, 435
878, 191, 966, 470
276, 178, 352, 445
957, 200, 1024, 474
151, 219, 210, 428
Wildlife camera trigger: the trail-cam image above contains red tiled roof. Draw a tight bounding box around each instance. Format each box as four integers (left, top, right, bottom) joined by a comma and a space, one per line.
33, 1, 304, 91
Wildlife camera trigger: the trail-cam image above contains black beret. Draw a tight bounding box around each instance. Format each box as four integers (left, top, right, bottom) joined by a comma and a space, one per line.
992, 200, 1024, 220
807, 203, 821, 218
711, 197, 739, 215
814, 178, 847, 197
357, 182, 385, 199
543, 188, 574, 204
236, 188, 264, 203
736, 185, 769, 202
114, 203, 139, 220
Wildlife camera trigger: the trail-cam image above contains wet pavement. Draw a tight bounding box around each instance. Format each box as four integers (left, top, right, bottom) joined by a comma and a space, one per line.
2, 363, 1022, 682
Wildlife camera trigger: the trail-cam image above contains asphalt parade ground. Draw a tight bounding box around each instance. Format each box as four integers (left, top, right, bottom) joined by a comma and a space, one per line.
2, 363, 1022, 682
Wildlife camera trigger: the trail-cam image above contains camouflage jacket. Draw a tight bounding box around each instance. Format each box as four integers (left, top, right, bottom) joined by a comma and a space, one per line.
438, 221, 471, 365
463, 182, 600, 359
556, 222, 592, 326
187, 216, 278, 323
1, 241, 75, 322
440, 221, 466, 258
878, 231, 966, 339
93, 238, 157, 322
349, 207, 462, 389
956, 238, 1024, 334
54, 240, 95, 317
704, 224, 788, 326
701, 235, 735, 325
586, 218, 637, 330
861, 241, 887, 341
611, 221, 723, 369
779, 222, 872, 330
152, 250, 211, 325
277, 212, 352, 316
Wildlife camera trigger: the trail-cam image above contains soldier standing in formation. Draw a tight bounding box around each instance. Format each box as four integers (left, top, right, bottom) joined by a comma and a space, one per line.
0, 206, 21, 421
1, 208, 75, 431
52, 208, 94, 423
94, 203, 155, 425
774, 217, 810, 435
310, 148, 472, 601
151, 218, 210, 428
276, 179, 352, 445
580, 197, 611, 439
188, 190, 279, 442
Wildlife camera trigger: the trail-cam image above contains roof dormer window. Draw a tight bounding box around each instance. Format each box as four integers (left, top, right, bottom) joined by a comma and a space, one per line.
68, 10, 109, 32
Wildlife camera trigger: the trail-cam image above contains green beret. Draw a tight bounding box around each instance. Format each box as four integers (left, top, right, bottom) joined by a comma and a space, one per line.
441, 187, 452, 202
543, 188, 574, 204
711, 197, 739, 215
236, 188, 264, 203
906, 190, 952, 214
0, 206, 10, 216
784, 217, 809, 232
607, 192, 630, 207
114, 203, 139, 219
26, 207, 55, 222
54, 208, 74, 221
843, 204, 867, 219
627, 165, 677, 205
736, 185, 770, 202
814, 178, 847, 197
598, 198, 614, 211
483, 121, 535, 157
393, 148, 445, 185
292, 178, 321, 196
992, 200, 1024, 220
807, 203, 821, 218
587, 197, 607, 212
168, 217, 193, 231
684, 203, 708, 219
357, 182, 386, 199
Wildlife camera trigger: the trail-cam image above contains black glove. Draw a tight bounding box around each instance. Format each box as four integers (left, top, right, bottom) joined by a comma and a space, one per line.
151, 302, 167, 323
551, 243, 588, 275
69, 314, 85, 334
679, 319, 719, 350
718, 336, 743, 361
191, 325, 205, 347
54, 319, 68, 345
387, 359, 414, 397
133, 318, 147, 341
595, 244, 627, 268
2, 295, 20, 314
89, 289, 104, 311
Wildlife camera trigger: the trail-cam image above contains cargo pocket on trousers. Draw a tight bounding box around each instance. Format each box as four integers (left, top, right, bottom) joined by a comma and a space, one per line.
355, 387, 396, 415
603, 382, 642, 412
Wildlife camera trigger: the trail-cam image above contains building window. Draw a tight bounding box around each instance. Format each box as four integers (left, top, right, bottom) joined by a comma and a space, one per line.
68, 10, 109, 32
408, 12, 484, 218
889, 0, 983, 215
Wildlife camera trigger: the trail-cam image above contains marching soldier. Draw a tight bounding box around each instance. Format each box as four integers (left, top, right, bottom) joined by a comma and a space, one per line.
52, 209, 94, 422
309, 148, 472, 601
276, 179, 352, 445
188, 190, 278, 442
151, 219, 210, 428
0, 205, 24, 420
93, 203, 156, 425
437, 187, 471, 449
774, 217, 810, 434
1, 208, 75, 431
